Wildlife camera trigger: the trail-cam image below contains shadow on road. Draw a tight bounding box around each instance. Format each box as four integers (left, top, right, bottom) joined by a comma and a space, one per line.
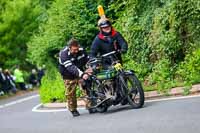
102, 104, 147, 115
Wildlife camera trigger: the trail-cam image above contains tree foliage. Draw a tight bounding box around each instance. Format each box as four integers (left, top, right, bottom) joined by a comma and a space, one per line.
28, 0, 98, 65
0, 0, 52, 68
111, 0, 200, 86
1, 0, 200, 102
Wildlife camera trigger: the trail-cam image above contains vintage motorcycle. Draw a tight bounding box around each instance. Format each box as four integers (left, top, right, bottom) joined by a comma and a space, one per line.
85, 51, 145, 113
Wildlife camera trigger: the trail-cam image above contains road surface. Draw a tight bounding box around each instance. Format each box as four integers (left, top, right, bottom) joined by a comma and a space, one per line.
0, 92, 200, 133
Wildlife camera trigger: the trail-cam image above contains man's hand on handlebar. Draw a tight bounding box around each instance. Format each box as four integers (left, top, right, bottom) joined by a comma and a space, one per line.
82, 68, 93, 80
82, 73, 89, 80
85, 68, 93, 74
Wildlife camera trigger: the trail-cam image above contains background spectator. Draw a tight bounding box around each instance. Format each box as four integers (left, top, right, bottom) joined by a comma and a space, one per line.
0, 67, 6, 95
4, 69, 17, 94
37, 65, 45, 85
29, 69, 39, 87
14, 66, 27, 90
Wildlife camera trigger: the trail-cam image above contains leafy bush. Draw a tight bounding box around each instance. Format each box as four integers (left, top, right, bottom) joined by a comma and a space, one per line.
177, 48, 200, 84
27, 0, 100, 66
111, 0, 200, 92
123, 54, 149, 81
35, 0, 200, 102
40, 68, 65, 103
0, 0, 51, 68
4, 0, 196, 102
145, 58, 175, 92
28, 0, 108, 103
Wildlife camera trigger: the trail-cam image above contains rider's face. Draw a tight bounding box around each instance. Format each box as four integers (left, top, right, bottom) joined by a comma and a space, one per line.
101, 26, 111, 33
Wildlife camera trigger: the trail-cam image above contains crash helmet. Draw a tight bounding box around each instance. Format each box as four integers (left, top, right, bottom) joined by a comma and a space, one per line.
98, 17, 112, 28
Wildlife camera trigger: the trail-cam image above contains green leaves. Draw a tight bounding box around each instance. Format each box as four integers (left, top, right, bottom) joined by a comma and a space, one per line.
177, 48, 200, 84
1, 0, 200, 102
110, 0, 200, 93
27, 0, 99, 66
26, 0, 101, 102
39, 67, 65, 103
0, 0, 52, 67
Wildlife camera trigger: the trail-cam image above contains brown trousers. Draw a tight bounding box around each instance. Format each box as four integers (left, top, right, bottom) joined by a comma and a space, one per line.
64, 79, 90, 111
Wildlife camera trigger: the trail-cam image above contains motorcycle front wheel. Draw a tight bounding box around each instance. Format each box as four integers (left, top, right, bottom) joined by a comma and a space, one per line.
120, 72, 145, 109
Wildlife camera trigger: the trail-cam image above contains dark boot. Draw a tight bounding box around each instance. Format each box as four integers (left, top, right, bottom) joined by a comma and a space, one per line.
71, 110, 80, 117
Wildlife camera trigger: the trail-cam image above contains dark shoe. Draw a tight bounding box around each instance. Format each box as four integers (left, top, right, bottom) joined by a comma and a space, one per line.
71, 110, 80, 117
88, 108, 97, 114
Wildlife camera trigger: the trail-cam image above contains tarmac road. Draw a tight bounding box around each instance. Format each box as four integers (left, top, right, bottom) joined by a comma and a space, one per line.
0, 92, 200, 133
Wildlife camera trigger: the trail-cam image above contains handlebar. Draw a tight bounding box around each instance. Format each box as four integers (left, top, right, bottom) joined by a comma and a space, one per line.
88, 51, 118, 63
101, 51, 117, 58
86, 51, 120, 69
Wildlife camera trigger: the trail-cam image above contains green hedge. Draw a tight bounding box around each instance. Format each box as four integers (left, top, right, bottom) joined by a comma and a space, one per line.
27, 0, 106, 103
177, 48, 200, 84
27, 0, 200, 102
0, 0, 52, 68
40, 68, 65, 103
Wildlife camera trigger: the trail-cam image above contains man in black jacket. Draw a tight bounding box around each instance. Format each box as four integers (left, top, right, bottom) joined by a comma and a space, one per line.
90, 17, 128, 63
90, 17, 129, 105
59, 38, 92, 117
29, 69, 39, 87
0, 68, 6, 95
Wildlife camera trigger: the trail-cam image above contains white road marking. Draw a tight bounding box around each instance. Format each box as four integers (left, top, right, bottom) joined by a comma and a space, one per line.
0, 94, 39, 109
32, 103, 85, 113
32, 94, 200, 113
32, 104, 67, 112
145, 94, 200, 103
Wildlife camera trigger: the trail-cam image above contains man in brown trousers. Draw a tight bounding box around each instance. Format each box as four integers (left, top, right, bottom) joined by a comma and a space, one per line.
58, 38, 93, 117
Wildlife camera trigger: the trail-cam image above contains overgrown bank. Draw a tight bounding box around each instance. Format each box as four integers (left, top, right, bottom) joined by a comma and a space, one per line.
1, 0, 199, 103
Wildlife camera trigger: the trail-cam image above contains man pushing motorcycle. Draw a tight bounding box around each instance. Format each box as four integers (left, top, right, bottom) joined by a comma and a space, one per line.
58, 38, 94, 117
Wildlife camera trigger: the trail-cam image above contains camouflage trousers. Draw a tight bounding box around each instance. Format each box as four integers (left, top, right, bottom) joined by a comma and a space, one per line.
64, 79, 91, 111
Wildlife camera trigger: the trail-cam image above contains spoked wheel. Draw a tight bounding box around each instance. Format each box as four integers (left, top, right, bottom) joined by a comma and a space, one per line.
121, 72, 144, 109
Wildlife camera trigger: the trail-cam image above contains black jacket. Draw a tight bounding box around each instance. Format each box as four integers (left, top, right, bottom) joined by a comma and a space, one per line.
29, 73, 38, 85
58, 47, 89, 80
4, 74, 16, 90
0, 72, 6, 91
90, 29, 128, 58
0, 72, 6, 84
